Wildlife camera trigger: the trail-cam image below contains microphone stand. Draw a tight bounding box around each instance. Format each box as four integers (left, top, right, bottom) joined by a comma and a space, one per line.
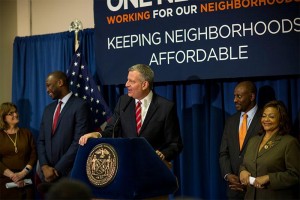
112, 98, 133, 138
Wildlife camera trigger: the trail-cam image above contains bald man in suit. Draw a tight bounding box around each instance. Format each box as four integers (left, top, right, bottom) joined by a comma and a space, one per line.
38, 71, 91, 183
219, 81, 262, 199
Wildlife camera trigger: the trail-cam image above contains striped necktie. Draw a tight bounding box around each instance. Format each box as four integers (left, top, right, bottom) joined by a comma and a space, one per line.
135, 101, 142, 135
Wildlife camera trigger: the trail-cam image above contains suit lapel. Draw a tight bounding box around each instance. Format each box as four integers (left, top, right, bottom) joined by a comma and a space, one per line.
252, 136, 261, 159
55, 95, 74, 130
48, 102, 57, 138
139, 94, 158, 134
129, 100, 138, 135
246, 110, 261, 138
258, 134, 281, 157
233, 113, 242, 152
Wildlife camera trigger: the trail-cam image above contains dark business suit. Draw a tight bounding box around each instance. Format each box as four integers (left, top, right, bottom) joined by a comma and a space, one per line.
219, 108, 262, 199
240, 133, 300, 200
102, 93, 183, 161
38, 95, 91, 178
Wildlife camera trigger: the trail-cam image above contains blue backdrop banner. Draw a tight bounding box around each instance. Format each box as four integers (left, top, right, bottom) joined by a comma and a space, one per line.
94, 0, 300, 85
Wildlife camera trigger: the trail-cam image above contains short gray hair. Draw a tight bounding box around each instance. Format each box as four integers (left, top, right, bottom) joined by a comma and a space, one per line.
128, 64, 154, 89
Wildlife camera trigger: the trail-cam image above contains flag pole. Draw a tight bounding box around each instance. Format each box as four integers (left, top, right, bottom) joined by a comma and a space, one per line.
69, 19, 83, 51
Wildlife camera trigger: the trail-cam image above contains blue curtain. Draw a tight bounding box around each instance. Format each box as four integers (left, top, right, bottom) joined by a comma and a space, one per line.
12, 29, 300, 200
12, 31, 74, 140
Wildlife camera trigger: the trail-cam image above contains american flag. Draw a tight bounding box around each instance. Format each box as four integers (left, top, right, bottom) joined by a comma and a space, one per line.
66, 46, 112, 130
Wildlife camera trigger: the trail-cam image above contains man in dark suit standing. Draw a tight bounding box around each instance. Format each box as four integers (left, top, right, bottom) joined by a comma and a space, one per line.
79, 64, 183, 162
38, 71, 91, 183
219, 81, 262, 199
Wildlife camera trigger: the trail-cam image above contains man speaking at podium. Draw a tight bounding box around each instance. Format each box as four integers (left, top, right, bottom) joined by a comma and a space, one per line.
79, 64, 183, 162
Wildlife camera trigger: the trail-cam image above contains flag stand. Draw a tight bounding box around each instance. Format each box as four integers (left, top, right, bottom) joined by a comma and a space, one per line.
66, 22, 113, 131
69, 19, 83, 51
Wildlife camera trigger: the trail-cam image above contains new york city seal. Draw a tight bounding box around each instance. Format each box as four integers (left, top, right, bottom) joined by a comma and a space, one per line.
86, 143, 118, 187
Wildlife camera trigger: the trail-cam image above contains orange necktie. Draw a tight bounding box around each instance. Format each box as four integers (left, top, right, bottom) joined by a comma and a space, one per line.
239, 113, 248, 150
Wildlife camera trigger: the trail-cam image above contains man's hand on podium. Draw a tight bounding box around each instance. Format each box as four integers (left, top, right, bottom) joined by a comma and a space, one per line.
156, 150, 165, 160
156, 150, 172, 169
79, 132, 102, 146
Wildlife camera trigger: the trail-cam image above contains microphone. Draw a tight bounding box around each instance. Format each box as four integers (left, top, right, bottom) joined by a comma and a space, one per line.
112, 98, 133, 138
111, 116, 120, 139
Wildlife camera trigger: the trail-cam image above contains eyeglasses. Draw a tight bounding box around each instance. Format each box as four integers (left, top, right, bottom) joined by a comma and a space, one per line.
6, 111, 18, 116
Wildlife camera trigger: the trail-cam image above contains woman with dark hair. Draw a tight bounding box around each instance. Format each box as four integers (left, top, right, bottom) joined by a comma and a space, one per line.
0, 102, 37, 199
239, 100, 300, 199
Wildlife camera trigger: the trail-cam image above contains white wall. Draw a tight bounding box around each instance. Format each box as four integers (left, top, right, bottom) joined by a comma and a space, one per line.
0, 0, 94, 103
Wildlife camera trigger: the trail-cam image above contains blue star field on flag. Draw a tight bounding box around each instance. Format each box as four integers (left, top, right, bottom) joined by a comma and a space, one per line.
67, 47, 112, 130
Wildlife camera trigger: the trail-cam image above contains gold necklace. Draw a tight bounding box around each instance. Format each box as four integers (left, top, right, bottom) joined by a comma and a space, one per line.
4, 130, 18, 153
